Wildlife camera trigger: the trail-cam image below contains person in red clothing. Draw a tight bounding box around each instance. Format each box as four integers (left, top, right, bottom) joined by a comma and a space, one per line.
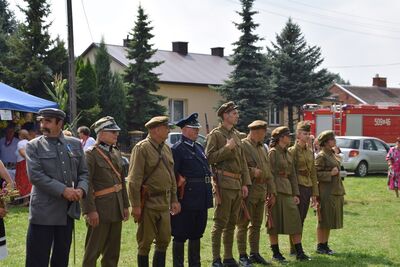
15, 129, 32, 205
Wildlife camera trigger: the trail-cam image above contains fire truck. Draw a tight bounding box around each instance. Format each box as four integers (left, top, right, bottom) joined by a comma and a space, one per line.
302, 104, 400, 144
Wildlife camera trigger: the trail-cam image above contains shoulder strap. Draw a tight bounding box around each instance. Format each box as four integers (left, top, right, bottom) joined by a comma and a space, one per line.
95, 146, 122, 182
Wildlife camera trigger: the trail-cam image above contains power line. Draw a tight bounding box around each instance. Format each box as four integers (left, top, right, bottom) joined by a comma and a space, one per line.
286, 0, 400, 26
327, 62, 400, 69
257, 0, 400, 34
80, 0, 94, 42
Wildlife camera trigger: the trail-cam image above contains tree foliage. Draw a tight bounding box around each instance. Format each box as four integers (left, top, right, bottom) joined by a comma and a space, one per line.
2, 0, 67, 98
267, 18, 335, 131
94, 39, 126, 132
76, 59, 99, 127
216, 0, 270, 131
123, 5, 166, 131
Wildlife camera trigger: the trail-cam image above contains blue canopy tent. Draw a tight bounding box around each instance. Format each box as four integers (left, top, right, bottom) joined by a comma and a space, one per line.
0, 82, 58, 113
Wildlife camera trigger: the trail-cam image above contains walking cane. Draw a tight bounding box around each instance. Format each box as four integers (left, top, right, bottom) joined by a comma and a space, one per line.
73, 222, 76, 265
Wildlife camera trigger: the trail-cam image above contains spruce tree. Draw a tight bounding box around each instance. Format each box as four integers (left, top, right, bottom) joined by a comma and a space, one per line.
0, 0, 17, 83
76, 59, 99, 127
123, 5, 165, 131
94, 39, 126, 133
5, 0, 67, 97
267, 18, 334, 132
95, 39, 112, 117
217, 0, 270, 131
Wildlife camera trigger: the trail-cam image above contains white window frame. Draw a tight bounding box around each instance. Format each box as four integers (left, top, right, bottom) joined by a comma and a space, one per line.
169, 99, 186, 123
269, 105, 280, 126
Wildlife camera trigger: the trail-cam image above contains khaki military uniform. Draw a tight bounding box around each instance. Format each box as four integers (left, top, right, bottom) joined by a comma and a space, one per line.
237, 137, 276, 255
81, 144, 129, 267
127, 136, 177, 255
315, 147, 345, 229
206, 125, 251, 261
288, 142, 319, 224
267, 145, 302, 235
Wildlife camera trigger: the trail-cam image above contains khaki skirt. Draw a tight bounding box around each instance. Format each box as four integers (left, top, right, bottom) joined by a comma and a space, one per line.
267, 193, 302, 235
318, 194, 344, 229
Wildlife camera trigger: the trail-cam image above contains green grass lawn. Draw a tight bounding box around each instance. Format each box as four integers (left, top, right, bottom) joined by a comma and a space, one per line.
2, 175, 399, 266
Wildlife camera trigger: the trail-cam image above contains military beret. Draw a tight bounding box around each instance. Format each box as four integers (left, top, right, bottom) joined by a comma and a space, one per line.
248, 120, 268, 130
145, 116, 172, 129
271, 126, 293, 139
217, 101, 238, 117
296, 121, 311, 132
91, 116, 121, 134
176, 113, 201, 129
317, 130, 335, 145
37, 108, 66, 120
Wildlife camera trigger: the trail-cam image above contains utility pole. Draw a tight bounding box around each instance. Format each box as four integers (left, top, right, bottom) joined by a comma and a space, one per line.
67, 0, 76, 127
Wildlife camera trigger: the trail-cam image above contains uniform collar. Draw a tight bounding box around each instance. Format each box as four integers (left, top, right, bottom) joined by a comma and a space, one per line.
247, 137, 263, 147
322, 147, 334, 154
97, 142, 114, 152
45, 132, 66, 144
148, 135, 165, 150
295, 141, 307, 150
219, 123, 235, 135
181, 135, 195, 147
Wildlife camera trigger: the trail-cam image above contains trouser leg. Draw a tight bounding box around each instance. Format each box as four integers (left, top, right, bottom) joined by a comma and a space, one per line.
50, 217, 73, 267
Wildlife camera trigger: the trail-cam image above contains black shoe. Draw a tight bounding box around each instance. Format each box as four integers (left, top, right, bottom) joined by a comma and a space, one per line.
137, 255, 149, 267
249, 253, 270, 265
316, 244, 335, 255
272, 253, 287, 263
296, 252, 311, 261
212, 258, 224, 267
289, 248, 296, 257
238, 255, 253, 267
223, 258, 239, 267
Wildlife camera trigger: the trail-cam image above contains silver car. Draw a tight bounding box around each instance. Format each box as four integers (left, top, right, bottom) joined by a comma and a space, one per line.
336, 136, 389, 177
166, 132, 206, 147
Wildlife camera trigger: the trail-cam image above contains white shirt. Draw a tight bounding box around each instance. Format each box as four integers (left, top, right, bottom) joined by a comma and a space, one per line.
81, 137, 96, 151
16, 139, 29, 162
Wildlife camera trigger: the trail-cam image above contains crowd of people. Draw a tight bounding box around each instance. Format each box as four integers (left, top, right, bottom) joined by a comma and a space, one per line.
0, 101, 394, 266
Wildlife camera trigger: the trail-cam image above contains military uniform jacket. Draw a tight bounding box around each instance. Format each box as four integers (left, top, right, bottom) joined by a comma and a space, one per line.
172, 135, 213, 210
288, 142, 319, 196
315, 148, 345, 196
268, 145, 300, 196
205, 125, 251, 189
242, 137, 276, 200
26, 134, 89, 225
81, 144, 130, 223
128, 136, 178, 211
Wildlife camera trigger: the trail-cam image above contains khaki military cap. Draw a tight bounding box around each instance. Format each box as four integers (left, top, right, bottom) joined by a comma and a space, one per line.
37, 108, 66, 120
248, 120, 268, 130
91, 116, 121, 134
217, 101, 238, 117
145, 116, 172, 129
317, 130, 335, 145
271, 126, 293, 139
296, 121, 311, 132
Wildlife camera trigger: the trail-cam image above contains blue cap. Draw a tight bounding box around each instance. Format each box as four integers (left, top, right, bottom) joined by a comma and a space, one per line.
176, 113, 201, 129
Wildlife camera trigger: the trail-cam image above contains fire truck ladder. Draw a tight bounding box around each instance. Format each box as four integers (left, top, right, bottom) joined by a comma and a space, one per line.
332, 105, 342, 136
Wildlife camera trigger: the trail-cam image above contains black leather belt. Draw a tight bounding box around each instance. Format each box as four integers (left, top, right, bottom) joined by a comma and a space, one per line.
187, 176, 211, 184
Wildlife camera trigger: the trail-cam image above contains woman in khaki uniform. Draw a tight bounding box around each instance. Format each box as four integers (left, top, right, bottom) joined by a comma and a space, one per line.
267, 126, 310, 262
315, 130, 345, 255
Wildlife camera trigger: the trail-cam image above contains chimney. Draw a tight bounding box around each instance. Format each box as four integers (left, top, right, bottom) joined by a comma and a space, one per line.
211, 47, 224, 57
372, 74, 387, 88
123, 35, 129, 47
172, 41, 188, 55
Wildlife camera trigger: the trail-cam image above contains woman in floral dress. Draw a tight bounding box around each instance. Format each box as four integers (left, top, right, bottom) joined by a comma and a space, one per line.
386, 138, 400, 198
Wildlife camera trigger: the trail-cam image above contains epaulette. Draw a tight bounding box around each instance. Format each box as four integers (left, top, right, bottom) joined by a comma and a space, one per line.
172, 140, 183, 149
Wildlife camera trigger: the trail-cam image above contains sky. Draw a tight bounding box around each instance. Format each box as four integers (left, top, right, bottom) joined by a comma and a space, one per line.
7, 0, 400, 87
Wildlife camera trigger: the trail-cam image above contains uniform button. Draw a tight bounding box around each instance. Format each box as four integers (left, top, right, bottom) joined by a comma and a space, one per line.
60, 152, 63, 155
62, 162, 65, 164
64, 171, 66, 174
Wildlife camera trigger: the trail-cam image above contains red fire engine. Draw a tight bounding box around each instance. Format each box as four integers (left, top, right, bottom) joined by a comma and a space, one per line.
302, 104, 400, 144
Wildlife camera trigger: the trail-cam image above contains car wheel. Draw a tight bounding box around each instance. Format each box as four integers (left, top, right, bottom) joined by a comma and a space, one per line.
355, 161, 368, 177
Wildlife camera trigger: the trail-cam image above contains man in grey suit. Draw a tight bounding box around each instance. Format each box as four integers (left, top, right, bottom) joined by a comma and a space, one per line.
25, 108, 89, 267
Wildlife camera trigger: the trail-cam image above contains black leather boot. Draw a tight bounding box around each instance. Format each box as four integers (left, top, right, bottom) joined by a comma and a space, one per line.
270, 244, 287, 263
188, 239, 201, 267
153, 250, 166, 267
138, 255, 149, 267
294, 243, 311, 261
173, 241, 185, 267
